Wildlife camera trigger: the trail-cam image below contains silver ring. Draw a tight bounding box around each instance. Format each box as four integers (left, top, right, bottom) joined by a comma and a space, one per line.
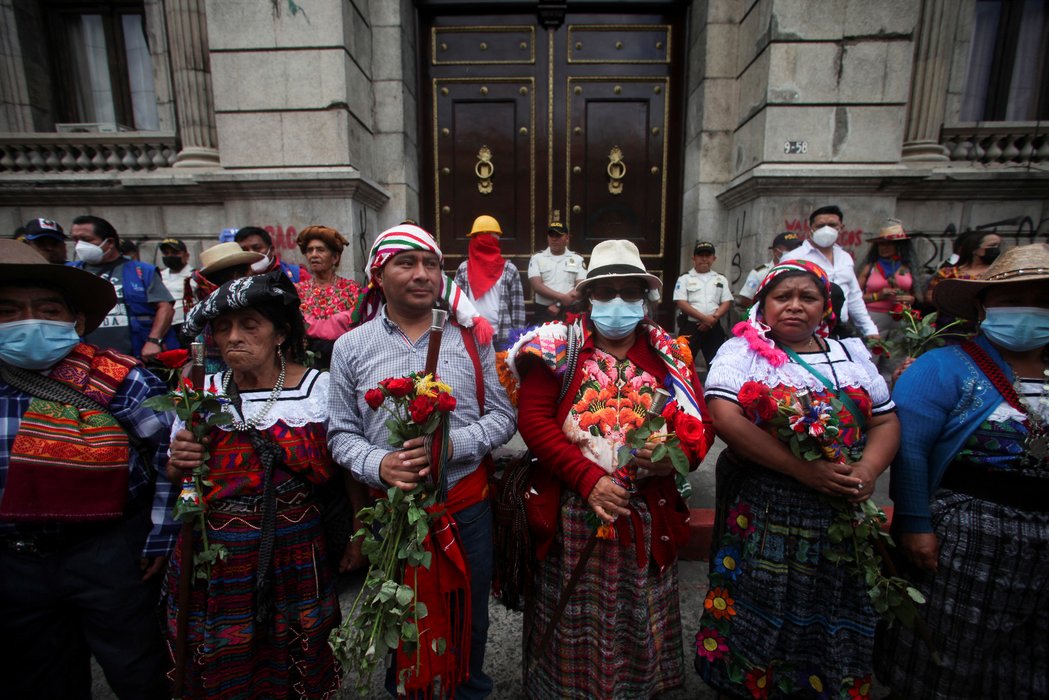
857, 482, 864, 490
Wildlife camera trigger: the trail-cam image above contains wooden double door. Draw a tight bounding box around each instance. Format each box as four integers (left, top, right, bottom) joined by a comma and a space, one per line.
420, 6, 687, 296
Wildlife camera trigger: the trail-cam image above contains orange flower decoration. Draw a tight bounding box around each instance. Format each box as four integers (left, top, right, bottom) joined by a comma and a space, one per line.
675, 335, 694, 368
703, 587, 736, 620
494, 350, 518, 406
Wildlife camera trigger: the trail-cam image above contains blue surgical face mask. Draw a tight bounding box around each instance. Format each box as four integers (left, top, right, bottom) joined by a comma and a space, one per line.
0, 319, 81, 370
590, 298, 645, 339
981, 307, 1049, 352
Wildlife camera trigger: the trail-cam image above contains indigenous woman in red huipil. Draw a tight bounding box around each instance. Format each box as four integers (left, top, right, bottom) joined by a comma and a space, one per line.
165, 272, 340, 699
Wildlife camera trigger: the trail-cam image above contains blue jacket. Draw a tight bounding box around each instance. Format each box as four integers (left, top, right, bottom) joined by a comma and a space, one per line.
73, 259, 179, 352
889, 334, 1006, 533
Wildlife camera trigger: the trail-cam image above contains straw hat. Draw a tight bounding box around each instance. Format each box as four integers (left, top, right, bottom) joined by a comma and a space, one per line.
866, 218, 910, 242
576, 239, 661, 298
0, 239, 115, 332
469, 215, 502, 237
198, 242, 264, 277
934, 243, 1049, 320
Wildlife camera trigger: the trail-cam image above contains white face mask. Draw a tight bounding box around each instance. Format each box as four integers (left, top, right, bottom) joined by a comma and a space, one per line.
250, 253, 272, 274
75, 240, 107, 264
811, 225, 839, 248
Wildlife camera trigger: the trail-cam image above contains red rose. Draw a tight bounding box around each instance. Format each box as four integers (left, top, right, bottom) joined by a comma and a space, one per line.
910, 308, 923, 322
737, 381, 767, 409
738, 381, 777, 421
180, 377, 196, 391
365, 388, 385, 410
890, 303, 906, 321
673, 412, 706, 451
871, 344, 890, 358
156, 348, 189, 369
381, 377, 414, 397
436, 392, 457, 412
408, 395, 437, 424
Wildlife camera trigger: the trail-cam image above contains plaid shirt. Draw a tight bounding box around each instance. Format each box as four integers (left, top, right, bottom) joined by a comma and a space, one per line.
0, 365, 178, 557
327, 307, 517, 491
454, 260, 526, 350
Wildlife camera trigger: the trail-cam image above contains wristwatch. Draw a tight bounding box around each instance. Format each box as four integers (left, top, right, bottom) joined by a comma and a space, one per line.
146, 336, 164, 346
554, 301, 563, 309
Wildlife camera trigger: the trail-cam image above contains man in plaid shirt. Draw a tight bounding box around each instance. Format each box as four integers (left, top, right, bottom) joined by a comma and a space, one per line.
454, 214, 525, 350
0, 240, 175, 699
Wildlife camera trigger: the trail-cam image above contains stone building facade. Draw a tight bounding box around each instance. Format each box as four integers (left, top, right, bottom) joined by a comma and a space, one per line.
1, 0, 1046, 297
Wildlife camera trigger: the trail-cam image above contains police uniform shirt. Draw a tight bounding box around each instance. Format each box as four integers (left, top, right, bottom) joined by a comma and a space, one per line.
672, 268, 734, 315
527, 247, 587, 305
738, 261, 772, 301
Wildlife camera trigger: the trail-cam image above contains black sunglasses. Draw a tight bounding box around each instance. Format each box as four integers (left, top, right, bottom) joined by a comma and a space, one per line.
588, 286, 646, 303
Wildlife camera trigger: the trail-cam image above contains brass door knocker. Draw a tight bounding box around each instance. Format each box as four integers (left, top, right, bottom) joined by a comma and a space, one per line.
607, 146, 625, 195
476, 146, 494, 194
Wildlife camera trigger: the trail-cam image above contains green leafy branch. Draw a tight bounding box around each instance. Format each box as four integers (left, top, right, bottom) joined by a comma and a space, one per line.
329, 485, 441, 696
144, 379, 232, 579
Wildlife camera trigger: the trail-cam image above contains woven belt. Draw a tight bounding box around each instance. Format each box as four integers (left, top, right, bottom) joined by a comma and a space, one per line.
208, 479, 311, 515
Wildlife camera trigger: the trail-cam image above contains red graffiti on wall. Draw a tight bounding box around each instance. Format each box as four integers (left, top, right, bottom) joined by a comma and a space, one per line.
264, 225, 299, 251
783, 218, 865, 254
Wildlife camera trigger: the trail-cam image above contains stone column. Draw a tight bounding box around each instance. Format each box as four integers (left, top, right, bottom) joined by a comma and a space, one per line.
0, 1, 33, 132
165, 0, 219, 166
902, 0, 959, 161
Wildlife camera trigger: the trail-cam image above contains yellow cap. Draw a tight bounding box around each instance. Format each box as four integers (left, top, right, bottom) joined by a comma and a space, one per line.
469, 215, 502, 237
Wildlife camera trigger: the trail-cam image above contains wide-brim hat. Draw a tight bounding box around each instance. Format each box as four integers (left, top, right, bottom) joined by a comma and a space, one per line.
199, 242, 264, 277
866, 219, 910, 243
0, 240, 115, 332
576, 239, 661, 296
934, 243, 1049, 320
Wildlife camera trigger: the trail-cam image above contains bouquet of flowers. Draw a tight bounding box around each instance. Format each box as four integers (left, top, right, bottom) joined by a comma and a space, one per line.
737, 380, 927, 629
586, 386, 706, 539
143, 373, 231, 579
328, 372, 457, 696
869, 303, 966, 361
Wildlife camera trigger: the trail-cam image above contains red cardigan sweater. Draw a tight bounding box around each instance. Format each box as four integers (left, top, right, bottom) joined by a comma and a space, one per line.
517, 330, 714, 569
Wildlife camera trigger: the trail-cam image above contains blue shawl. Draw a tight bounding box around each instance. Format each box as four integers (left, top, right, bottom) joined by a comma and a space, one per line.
889, 334, 1010, 533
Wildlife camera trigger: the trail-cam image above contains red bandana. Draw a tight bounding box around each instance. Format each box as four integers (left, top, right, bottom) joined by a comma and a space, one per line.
466, 234, 504, 300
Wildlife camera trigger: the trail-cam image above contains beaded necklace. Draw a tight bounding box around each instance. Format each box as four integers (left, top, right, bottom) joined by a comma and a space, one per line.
221, 350, 287, 431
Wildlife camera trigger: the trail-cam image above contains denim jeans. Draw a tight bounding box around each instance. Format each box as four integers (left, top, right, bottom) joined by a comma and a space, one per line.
386, 497, 493, 699
452, 498, 494, 699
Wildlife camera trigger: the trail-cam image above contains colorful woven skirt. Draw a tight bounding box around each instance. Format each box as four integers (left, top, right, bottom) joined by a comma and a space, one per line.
696, 456, 876, 699
525, 492, 684, 699
164, 490, 341, 699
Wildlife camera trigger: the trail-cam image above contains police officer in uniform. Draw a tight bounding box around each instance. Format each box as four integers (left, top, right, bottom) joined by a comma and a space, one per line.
527, 221, 587, 324
673, 241, 734, 366
736, 231, 803, 308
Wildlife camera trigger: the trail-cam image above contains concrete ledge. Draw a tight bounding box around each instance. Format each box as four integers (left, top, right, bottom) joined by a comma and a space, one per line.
680, 505, 895, 561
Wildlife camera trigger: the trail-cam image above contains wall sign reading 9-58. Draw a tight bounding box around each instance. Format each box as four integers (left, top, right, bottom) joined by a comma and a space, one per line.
783, 140, 808, 154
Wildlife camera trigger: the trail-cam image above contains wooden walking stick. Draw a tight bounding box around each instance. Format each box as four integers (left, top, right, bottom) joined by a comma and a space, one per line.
172, 341, 205, 699
423, 308, 449, 498
424, 307, 448, 376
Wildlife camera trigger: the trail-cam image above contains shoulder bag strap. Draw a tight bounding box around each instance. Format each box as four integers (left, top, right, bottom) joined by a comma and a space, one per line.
0, 363, 155, 477
780, 345, 868, 431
